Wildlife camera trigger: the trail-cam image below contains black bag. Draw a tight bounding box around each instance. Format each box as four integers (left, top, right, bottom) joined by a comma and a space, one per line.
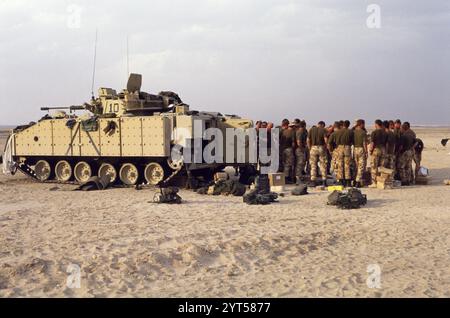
243, 189, 278, 205
327, 190, 341, 205
327, 189, 367, 209
230, 181, 247, 196
153, 187, 182, 204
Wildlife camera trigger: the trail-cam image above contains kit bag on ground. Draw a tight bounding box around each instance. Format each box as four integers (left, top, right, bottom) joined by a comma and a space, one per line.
196, 180, 246, 196
327, 188, 367, 209
153, 187, 182, 204
243, 189, 278, 205
74, 175, 111, 191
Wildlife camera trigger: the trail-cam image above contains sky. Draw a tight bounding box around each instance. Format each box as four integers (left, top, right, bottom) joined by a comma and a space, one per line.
0, 0, 449, 126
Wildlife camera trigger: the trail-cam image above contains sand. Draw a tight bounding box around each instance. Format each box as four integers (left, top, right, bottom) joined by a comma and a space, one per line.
0, 127, 449, 297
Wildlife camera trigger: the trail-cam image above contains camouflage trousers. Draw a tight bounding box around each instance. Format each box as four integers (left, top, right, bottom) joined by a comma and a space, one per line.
330, 149, 339, 174
370, 147, 383, 184
282, 147, 294, 179
353, 147, 367, 182
413, 152, 422, 179
295, 148, 307, 179
383, 153, 396, 170
309, 145, 328, 181
395, 153, 402, 178
336, 145, 352, 180
399, 149, 414, 183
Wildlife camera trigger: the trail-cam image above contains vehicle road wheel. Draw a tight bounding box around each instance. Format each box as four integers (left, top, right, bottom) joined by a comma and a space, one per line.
144, 162, 165, 185
55, 160, 72, 182
119, 163, 139, 185
167, 157, 183, 170
98, 163, 117, 184
35, 160, 52, 181
74, 161, 92, 184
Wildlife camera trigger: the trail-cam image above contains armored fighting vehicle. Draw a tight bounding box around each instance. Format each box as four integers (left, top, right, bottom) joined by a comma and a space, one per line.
2, 74, 254, 185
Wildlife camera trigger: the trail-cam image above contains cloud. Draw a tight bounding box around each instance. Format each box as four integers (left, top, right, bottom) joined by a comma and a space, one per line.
0, 0, 448, 125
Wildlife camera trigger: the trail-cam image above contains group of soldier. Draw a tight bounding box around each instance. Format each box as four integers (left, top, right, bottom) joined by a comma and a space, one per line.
271, 118, 423, 188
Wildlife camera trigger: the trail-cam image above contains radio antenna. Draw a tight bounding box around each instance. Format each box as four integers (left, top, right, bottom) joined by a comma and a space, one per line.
91, 29, 98, 99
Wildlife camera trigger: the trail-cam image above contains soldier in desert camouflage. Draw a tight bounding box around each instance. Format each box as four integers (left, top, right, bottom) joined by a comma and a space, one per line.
368, 119, 387, 187
279, 119, 295, 183
352, 119, 368, 188
334, 120, 354, 187
383, 120, 397, 170
294, 120, 308, 184
398, 122, 416, 186
327, 121, 341, 177
307, 121, 328, 187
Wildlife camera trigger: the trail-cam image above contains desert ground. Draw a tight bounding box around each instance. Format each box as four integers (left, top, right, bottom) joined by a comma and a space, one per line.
0, 127, 449, 297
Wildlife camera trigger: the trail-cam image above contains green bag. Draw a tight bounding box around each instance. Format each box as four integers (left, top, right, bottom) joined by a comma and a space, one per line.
81, 116, 99, 132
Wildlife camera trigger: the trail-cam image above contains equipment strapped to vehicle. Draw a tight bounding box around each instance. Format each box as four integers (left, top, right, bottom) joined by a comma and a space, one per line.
3, 73, 254, 187
81, 116, 99, 132
327, 188, 367, 209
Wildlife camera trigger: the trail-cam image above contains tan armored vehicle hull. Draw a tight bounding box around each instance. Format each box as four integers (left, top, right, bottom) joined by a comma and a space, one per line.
4, 74, 254, 186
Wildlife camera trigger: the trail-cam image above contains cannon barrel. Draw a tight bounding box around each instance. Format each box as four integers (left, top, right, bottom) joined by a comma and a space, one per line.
40, 105, 86, 111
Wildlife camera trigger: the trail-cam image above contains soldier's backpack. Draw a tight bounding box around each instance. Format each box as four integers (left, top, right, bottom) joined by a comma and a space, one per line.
75, 175, 111, 191
327, 190, 341, 205
327, 188, 367, 209
243, 189, 278, 205
153, 187, 182, 204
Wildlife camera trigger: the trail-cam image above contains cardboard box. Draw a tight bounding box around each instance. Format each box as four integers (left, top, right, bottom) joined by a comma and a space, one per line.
377, 181, 392, 190
270, 185, 285, 193
269, 173, 285, 187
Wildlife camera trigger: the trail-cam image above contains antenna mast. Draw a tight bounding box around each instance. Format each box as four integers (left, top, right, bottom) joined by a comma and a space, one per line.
91, 29, 98, 98
127, 35, 130, 76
